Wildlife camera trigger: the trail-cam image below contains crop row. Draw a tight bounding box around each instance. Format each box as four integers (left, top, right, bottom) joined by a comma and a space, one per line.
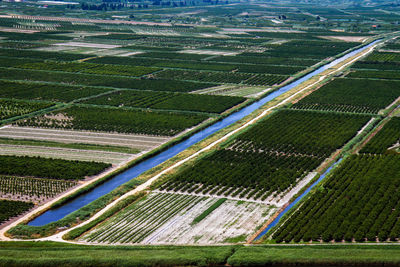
17, 61, 160, 77
83, 90, 245, 114
0, 80, 111, 102
346, 70, 400, 80
160, 149, 321, 201
272, 154, 400, 243
0, 67, 213, 92
0, 200, 33, 224
83, 193, 204, 244
159, 110, 369, 199
362, 52, 400, 63
0, 48, 88, 61
15, 106, 209, 136
0, 176, 77, 200
153, 69, 253, 84
0, 99, 54, 120
154, 69, 287, 86
263, 40, 357, 59
292, 78, 400, 114
360, 117, 400, 154
0, 155, 110, 181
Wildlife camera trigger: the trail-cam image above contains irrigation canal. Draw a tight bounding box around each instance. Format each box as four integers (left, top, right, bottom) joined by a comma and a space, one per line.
28, 39, 381, 227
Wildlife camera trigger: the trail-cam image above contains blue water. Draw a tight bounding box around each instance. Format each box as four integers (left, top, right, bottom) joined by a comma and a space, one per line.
253, 158, 343, 241
28, 40, 380, 226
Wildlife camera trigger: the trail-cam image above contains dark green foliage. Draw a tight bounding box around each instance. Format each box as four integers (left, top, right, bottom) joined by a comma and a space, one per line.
18, 61, 160, 77
264, 40, 357, 59
0, 99, 54, 120
87, 56, 237, 71
83, 90, 244, 113
154, 69, 253, 84
272, 154, 400, 243
162, 110, 367, 199
0, 200, 33, 224
0, 242, 234, 267
16, 106, 209, 136
150, 93, 244, 113
237, 110, 370, 157
212, 54, 319, 67
352, 61, 400, 71
137, 51, 210, 61
0, 155, 110, 180
237, 64, 303, 75
292, 78, 400, 114
360, 118, 400, 154
192, 198, 226, 224
0, 48, 89, 61
0, 32, 72, 41
0, 176, 77, 199
0, 80, 111, 102
166, 149, 321, 198
347, 70, 400, 80
0, 68, 213, 92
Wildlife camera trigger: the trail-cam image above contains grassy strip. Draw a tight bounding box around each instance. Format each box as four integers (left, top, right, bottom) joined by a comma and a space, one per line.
192, 198, 226, 225
63, 192, 147, 240
0, 138, 140, 154
227, 245, 400, 266
0, 241, 235, 267
3, 242, 400, 267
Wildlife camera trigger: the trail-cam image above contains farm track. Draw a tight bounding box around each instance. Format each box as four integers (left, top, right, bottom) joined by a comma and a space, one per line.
0, 126, 170, 150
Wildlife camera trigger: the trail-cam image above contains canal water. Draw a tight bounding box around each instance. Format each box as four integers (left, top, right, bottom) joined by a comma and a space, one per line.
29, 40, 380, 226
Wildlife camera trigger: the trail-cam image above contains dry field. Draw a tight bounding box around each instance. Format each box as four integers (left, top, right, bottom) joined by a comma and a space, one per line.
0, 144, 134, 164
80, 192, 275, 245
0, 126, 170, 151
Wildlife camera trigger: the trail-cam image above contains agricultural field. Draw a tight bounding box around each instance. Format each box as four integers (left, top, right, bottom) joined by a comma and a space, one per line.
0, 200, 33, 225
0, 144, 134, 164
0, 99, 54, 120
292, 78, 400, 114
82, 90, 245, 114
0, 2, 395, 256
80, 192, 275, 245
14, 106, 209, 136
360, 117, 400, 154
0, 127, 170, 151
0, 155, 110, 181
272, 154, 400, 243
158, 110, 370, 202
0, 176, 77, 203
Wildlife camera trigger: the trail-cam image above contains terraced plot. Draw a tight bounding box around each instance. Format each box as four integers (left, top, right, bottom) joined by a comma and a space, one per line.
81, 192, 274, 245
0, 126, 170, 151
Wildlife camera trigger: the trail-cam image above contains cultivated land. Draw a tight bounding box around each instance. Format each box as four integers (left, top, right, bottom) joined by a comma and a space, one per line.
2, 0, 400, 266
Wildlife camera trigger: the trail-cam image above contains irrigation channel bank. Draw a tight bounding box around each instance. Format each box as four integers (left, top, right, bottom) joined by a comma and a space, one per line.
28, 39, 382, 227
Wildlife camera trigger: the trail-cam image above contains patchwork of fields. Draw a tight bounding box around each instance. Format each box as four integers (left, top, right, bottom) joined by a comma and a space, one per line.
0, 13, 366, 228
2, 7, 400, 250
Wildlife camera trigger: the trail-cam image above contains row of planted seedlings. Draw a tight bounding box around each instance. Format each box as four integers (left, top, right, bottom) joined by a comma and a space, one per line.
0, 176, 77, 200
84, 193, 206, 244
